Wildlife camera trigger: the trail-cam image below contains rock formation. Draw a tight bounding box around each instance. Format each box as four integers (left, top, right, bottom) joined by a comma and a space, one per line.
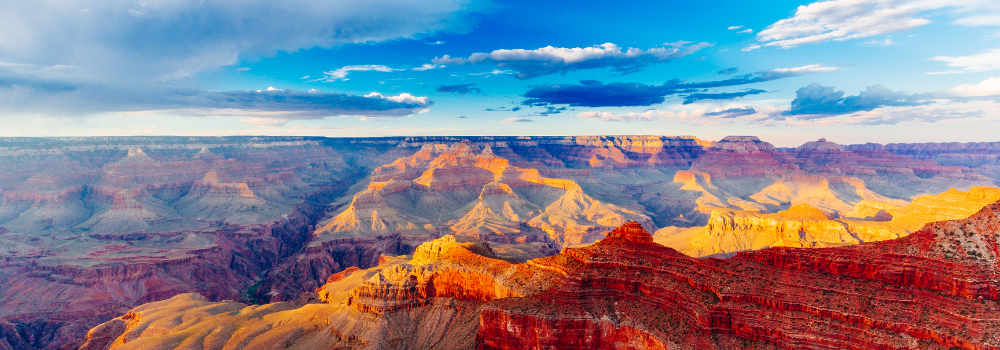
82, 206, 1000, 349
314, 142, 656, 248
656, 186, 1000, 258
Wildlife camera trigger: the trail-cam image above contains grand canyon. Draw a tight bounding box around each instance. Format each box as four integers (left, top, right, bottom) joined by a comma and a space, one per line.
0, 135, 997, 349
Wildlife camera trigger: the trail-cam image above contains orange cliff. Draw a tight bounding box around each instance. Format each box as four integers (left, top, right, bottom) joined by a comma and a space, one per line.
655, 187, 1000, 258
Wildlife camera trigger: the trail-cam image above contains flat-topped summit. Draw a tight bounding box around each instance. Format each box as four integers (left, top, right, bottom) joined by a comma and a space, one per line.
709, 135, 778, 153
796, 137, 844, 151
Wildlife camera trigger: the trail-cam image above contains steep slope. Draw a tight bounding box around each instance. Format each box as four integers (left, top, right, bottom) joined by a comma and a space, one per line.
479, 217, 1000, 349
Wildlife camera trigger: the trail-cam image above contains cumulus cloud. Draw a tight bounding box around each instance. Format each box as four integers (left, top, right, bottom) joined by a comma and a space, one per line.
520, 65, 837, 107
436, 83, 482, 95
432, 42, 712, 79
738, 29, 754, 34
946, 77, 1000, 97
929, 48, 1000, 74
785, 83, 921, 115
743, 45, 761, 52
728, 26, 744, 30
757, 0, 1000, 48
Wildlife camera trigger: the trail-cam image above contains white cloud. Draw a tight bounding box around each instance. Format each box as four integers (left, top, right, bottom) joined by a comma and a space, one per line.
947, 77, 1000, 97
0, 0, 471, 83
779, 100, 1000, 126
743, 44, 761, 52
861, 38, 895, 46
757, 0, 1000, 48
728, 25, 744, 30
574, 111, 661, 122
573, 105, 777, 124
316, 65, 401, 81
757, 0, 929, 48
930, 48, 1000, 73
768, 64, 839, 74
365, 92, 430, 105
502, 118, 534, 123
432, 42, 712, 78
738, 29, 754, 34
663, 40, 694, 47
413, 63, 444, 71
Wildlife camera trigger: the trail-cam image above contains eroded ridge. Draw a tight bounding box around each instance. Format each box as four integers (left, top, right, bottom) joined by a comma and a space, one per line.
478, 211, 1000, 350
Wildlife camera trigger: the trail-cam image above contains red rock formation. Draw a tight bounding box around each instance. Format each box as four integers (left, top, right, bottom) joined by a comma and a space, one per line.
478, 214, 1000, 349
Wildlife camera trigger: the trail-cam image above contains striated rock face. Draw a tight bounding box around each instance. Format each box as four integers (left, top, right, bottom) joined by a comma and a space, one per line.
78, 234, 574, 350
85, 211, 1000, 350
478, 213, 1000, 350
340, 235, 570, 314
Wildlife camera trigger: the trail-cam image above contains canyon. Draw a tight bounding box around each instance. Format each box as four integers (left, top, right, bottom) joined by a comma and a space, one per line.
81, 204, 1000, 349
0, 135, 998, 349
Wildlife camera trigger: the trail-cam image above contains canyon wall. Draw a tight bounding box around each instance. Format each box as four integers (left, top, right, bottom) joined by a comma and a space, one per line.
0, 135, 997, 349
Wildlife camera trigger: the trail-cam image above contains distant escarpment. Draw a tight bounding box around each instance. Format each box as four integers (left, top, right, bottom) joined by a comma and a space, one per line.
0, 137, 370, 350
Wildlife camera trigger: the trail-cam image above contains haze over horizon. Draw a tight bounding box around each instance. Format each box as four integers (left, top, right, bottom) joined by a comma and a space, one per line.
2, 0, 1000, 146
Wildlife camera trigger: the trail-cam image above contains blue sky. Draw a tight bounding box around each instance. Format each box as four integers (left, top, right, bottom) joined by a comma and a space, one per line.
2, 0, 1000, 146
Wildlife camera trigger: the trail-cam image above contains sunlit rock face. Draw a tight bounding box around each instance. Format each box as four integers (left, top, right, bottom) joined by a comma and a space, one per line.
3, 135, 1000, 349
82, 209, 1000, 350
478, 211, 1000, 350
314, 141, 656, 249
655, 187, 1000, 258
